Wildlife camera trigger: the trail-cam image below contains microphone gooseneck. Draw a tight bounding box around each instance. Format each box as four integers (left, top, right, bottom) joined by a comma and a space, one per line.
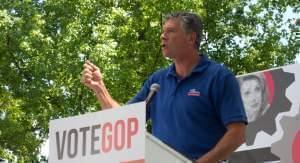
145, 83, 160, 107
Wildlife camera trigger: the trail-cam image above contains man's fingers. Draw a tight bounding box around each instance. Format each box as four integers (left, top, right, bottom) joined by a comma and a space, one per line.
86, 60, 100, 71
81, 60, 103, 90
83, 63, 94, 71
81, 76, 92, 85
83, 73, 93, 79
82, 69, 93, 75
82, 69, 102, 80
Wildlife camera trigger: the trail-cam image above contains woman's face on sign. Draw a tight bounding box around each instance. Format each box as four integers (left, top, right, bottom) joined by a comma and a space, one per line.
240, 78, 263, 122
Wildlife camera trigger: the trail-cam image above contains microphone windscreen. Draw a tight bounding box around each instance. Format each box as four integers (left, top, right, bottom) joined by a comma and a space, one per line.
150, 83, 160, 92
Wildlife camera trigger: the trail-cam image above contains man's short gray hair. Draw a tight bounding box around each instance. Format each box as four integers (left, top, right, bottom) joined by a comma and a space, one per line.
163, 12, 203, 50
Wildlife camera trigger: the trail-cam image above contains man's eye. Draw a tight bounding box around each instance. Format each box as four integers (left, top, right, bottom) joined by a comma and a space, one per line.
163, 29, 175, 33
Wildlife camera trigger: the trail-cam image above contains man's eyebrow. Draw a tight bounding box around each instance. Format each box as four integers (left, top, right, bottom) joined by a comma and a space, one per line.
162, 27, 176, 31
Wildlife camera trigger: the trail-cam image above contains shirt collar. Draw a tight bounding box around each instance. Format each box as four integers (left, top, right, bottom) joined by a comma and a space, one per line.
166, 54, 210, 78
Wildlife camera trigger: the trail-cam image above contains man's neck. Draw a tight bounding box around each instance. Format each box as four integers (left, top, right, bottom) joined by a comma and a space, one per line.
173, 51, 200, 79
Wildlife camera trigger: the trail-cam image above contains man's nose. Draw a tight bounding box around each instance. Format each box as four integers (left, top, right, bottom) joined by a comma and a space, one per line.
161, 32, 167, 40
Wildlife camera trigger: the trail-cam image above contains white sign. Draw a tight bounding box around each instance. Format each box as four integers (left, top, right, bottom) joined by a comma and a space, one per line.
229, 64, 300, 162
49, 102, 145, 163
237, 63, 300, 151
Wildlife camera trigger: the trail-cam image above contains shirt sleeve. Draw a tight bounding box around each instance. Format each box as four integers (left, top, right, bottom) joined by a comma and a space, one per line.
127, 77, 153, 120
212, 69, 248, 126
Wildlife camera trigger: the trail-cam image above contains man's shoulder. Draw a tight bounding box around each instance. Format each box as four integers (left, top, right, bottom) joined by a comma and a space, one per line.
150, 66, 170, 79
206, 59, 233, 77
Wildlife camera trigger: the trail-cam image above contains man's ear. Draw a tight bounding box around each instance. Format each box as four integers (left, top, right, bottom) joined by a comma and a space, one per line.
188, 32, 197, 46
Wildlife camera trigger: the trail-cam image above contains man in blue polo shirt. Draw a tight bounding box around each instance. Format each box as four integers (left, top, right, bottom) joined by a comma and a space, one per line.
81, 12, 247, 163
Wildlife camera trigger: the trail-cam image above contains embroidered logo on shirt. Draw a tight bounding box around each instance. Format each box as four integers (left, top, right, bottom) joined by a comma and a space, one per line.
187, 89, 201, 96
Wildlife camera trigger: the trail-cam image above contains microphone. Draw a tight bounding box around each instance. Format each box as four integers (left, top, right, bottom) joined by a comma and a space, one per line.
145, 83, 160, 107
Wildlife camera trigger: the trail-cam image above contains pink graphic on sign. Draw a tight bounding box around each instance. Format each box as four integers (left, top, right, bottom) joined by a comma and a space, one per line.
263, 71, 274, 105
292, 131, 300, 163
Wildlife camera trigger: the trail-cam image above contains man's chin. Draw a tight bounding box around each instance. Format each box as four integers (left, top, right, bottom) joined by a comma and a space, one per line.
162, 53, 174, 60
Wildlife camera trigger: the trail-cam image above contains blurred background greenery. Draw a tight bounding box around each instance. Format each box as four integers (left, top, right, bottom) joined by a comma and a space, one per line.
0, 0, 299, 162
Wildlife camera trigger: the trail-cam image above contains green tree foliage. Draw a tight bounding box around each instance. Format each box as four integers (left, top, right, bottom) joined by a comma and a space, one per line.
0, 0, 298, 161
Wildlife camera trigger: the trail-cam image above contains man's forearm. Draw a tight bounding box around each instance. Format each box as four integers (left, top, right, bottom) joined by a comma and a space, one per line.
95, 86, 120, 109
195, 123, 246, 163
